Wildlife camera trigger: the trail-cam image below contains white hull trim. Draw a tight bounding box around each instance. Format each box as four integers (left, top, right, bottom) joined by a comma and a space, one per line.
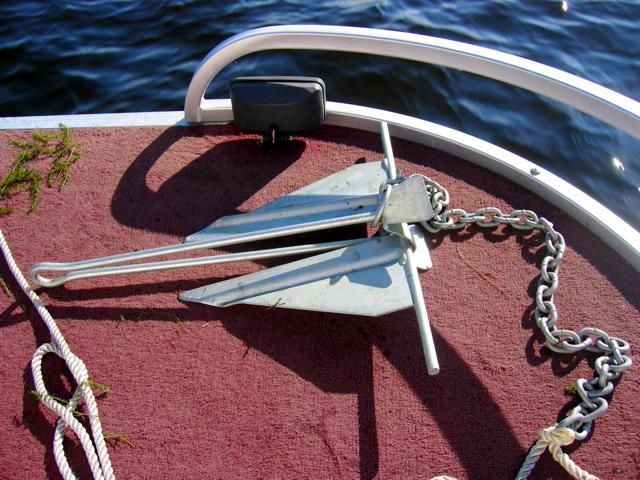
0, 111, 187, 130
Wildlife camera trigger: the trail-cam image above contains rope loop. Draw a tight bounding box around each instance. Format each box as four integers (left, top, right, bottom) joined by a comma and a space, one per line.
0, 230, 115, 480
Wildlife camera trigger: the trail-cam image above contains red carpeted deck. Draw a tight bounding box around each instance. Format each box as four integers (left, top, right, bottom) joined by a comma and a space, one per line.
0, 124, 638, 480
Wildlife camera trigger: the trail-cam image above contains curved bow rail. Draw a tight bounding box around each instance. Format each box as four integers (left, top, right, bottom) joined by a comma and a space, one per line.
184, 24, 640, 139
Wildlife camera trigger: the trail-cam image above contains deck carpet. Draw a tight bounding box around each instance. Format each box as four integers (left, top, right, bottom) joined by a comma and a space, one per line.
0, 124, 638, 479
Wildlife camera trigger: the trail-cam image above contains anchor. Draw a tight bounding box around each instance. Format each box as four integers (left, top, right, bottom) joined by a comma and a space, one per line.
30, 122, 441, 375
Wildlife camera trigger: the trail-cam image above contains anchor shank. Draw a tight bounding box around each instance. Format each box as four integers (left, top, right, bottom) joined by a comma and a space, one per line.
30, 238, 364, 288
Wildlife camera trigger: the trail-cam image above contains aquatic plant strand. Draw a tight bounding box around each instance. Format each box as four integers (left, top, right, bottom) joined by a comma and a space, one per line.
0, 230, 115, 480
0, 124, 79, 213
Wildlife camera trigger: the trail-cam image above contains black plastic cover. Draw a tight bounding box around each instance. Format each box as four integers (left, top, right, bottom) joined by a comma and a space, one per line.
230, 77, 326, 133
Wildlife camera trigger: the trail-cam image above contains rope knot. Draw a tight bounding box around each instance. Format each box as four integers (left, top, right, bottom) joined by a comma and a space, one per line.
538, 425, 576, 447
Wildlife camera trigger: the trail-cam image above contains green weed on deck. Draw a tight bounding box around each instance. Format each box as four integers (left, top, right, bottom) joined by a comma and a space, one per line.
1, 124, 80, 214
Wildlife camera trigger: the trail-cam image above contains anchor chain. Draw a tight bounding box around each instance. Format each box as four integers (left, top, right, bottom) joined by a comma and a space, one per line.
417, 175, 632, 444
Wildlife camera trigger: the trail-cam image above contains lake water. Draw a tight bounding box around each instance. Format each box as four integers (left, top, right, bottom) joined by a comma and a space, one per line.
0, 0, 638, 227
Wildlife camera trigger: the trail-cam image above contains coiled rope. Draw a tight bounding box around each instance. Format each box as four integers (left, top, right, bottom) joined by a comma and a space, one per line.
0, 230, 115, 480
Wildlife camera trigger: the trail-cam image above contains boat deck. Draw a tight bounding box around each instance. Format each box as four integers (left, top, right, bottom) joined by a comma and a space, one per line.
0, 124, 638, 479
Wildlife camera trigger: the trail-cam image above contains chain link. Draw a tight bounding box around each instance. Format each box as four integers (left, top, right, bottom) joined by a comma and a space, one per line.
418, 174, 632, 441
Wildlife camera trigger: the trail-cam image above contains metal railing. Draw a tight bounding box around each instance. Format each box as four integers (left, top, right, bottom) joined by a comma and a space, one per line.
184, 24, 640, 139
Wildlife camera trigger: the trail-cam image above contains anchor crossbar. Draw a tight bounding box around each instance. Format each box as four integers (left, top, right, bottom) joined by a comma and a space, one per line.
379, 127, 439, 375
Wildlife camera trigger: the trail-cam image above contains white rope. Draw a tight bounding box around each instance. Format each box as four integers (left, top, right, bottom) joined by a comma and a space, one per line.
516, 425, 600, 480
0, 230, 115, 480
431, 424, 600, 480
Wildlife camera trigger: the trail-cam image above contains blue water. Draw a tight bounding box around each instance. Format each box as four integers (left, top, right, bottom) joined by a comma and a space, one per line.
1, 0, 638, 227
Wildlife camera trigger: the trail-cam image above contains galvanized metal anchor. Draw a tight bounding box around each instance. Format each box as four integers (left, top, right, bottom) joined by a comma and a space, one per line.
29, 122, 440, 374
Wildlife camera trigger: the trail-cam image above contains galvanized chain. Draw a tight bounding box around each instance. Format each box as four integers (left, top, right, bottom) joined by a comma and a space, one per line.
417, 175, 632, 442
